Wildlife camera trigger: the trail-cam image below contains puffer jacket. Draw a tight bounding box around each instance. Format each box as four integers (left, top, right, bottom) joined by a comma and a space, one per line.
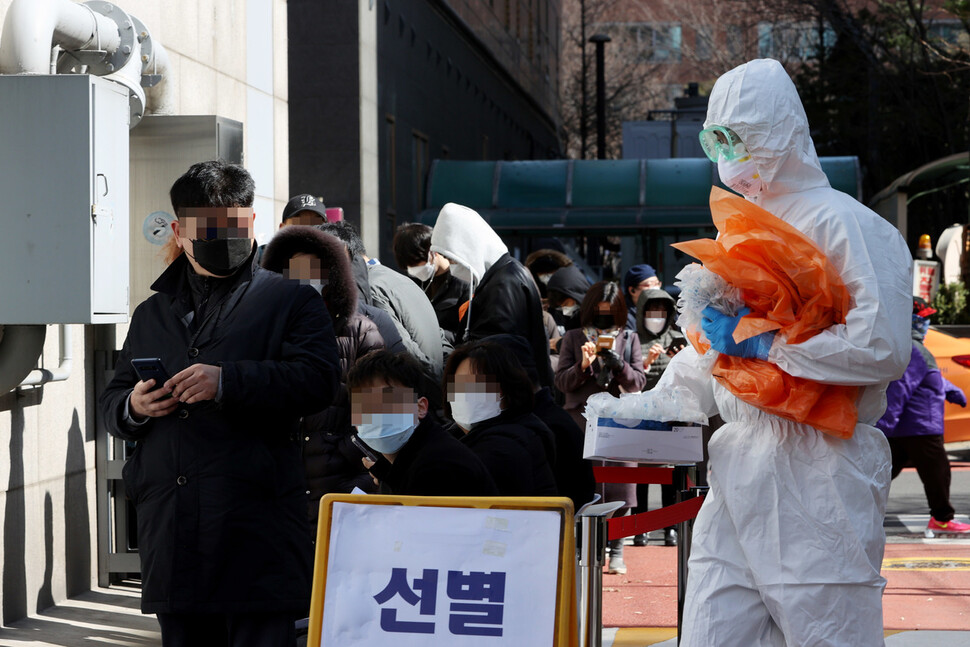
635, 288, 687, 389
877, 336, 967, 437
262, 227, 385, 524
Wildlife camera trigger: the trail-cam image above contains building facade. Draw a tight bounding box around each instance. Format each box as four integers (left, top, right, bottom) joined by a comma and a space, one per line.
0, 0, 289, 626
288, 0, 562, 264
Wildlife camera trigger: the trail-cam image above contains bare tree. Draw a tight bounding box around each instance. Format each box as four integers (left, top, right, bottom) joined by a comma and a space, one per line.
559, 0, 668, 159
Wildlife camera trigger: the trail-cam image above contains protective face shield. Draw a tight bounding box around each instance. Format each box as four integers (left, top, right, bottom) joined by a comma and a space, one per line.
179, 207, 255, 276
644, 317, 667, 334
699, 125, 747, 163
407, 254, 436, 282
449, 391, 503, 429
700, 126, 763, 197
355, 412, 419, 454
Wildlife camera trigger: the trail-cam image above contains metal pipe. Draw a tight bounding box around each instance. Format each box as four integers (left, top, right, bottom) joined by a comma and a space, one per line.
0, 0, 120, 74
0, 325, 47, 394
577, 500, 625, 647
589, 34, 611, 160
19, 324, 73, 387
143, 37, 174, 116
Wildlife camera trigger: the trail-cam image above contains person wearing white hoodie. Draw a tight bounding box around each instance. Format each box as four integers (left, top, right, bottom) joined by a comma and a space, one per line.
430, 203, 553, 388
654, 59, 912, 646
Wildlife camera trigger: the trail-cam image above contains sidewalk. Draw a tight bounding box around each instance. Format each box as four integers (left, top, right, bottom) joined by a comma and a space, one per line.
0, 581, 160, 646
3, 459, 968, 645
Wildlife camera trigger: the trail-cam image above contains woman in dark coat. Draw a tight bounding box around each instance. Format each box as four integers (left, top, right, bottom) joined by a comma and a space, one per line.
554, 281, 647, 574
444, 341, 558, 497
261, 226, 385, 525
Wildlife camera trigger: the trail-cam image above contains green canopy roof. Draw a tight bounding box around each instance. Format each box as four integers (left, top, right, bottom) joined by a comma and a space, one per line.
417, 157, 861, 233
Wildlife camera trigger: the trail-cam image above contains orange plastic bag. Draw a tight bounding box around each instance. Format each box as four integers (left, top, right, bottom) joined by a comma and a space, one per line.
673, 187, 859, 439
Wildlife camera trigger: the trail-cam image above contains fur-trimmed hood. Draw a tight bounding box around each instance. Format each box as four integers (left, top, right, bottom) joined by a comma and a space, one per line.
261, 225, 357, 321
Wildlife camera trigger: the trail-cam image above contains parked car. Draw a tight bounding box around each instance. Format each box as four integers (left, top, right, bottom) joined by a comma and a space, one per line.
923, 327, 970, 444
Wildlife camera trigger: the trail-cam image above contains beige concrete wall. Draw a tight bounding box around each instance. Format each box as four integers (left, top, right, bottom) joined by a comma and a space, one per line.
0, 0, 288, 625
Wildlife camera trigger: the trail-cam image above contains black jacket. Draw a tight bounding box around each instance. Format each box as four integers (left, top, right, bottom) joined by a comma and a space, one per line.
379, 417, 499, 496
459, 411, 558, 497
261, 226, 386, 523
534, 387, 595, 509
413, 269, 469, 343
99, 251, 340, 615
466, 254, 554, 387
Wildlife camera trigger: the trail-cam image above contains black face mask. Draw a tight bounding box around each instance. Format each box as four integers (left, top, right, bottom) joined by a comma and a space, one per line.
592, 315, 616, 330
189, 238, 253, 276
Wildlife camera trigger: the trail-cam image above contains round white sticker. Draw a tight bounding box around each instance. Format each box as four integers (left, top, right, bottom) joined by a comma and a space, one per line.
143, 211, 175, 245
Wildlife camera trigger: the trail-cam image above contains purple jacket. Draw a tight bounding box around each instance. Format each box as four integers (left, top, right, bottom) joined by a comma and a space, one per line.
876, 340, 967, 437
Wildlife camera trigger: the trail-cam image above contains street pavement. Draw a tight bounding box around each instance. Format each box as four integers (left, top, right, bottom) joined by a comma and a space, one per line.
603, 445, 970, 645
1, 448, 968, 645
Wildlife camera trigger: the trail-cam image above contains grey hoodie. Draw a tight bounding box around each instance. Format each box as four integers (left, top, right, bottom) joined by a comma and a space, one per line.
635, 288, 685, 390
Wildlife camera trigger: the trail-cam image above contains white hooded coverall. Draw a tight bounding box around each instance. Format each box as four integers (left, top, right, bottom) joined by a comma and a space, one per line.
662, 59, 912, 646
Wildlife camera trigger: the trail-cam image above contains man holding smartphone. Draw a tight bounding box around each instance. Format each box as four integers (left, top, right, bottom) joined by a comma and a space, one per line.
99, 161, 340, 647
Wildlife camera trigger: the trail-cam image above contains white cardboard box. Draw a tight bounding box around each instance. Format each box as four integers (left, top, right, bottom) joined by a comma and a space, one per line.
583, 417, 703, 463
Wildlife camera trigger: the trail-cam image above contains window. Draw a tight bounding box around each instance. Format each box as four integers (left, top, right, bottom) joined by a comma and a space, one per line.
927, 20, 968, 53
385, 115, 396, 216
695, 25, 713, 61
629, 23, 682, 63
757, 21, 835, 61
412, 130, 430, 214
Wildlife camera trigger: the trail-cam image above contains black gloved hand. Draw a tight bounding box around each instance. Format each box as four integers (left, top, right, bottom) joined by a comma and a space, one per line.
597, 348, 625, 372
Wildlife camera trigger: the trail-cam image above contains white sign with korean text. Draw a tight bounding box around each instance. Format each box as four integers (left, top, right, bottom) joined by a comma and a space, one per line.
320, 503, 562, 646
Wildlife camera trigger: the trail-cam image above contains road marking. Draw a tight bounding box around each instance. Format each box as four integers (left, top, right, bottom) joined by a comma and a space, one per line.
883, 557, 970, 571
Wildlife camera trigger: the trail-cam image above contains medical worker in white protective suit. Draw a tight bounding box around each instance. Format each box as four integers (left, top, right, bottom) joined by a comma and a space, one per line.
658, 59, 912, 646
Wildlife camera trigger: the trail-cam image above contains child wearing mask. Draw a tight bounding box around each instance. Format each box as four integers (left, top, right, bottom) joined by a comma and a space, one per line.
555, 281, 647, 573
876, 297, 970, 537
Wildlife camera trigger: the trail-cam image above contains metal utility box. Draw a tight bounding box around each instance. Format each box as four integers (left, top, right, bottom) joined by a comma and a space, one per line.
0, 74, 130, 324
129, 115, 243, 312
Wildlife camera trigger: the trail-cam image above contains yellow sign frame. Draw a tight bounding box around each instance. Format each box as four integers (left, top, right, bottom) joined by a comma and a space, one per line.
307, 494, 577, 646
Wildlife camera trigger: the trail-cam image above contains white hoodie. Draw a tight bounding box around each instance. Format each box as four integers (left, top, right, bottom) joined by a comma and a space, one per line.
429, 203, 509, 288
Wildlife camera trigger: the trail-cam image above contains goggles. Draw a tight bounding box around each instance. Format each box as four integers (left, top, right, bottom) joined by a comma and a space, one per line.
699, 126, 747, 163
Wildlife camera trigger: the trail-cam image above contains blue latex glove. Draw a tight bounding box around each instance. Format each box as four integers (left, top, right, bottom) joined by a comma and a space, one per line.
701, 306, 775, 360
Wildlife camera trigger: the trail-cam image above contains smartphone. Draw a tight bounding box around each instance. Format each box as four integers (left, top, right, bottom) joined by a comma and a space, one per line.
596, 335, 615, 351
666, 340, 688, 357
350, 433, 380, 462
130, 358, 173, 397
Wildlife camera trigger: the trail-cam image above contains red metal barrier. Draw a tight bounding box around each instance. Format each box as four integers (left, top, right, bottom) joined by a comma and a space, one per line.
607, 496, 705, 541
592, 466, 673, 484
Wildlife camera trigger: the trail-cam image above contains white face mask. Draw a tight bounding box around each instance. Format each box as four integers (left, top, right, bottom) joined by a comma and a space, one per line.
449, 391, 502, 429
538, 272, 554, 285
718, 156, 763, 197
644, 317, 666, 334
559, 304, 580, 317
407, 259, 435, 283
356, 412, 418, 454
